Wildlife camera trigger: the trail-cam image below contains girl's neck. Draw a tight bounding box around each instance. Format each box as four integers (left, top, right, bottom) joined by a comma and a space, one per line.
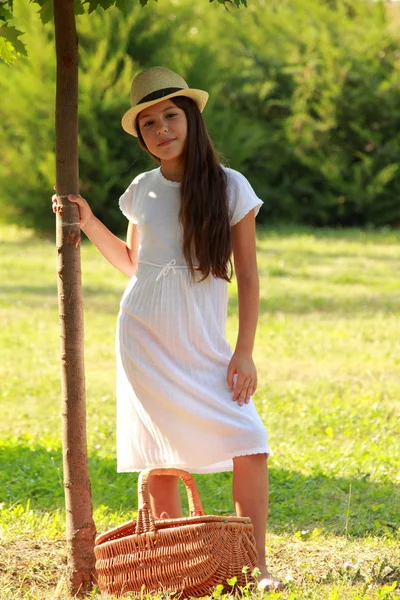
160, 159, 184, 183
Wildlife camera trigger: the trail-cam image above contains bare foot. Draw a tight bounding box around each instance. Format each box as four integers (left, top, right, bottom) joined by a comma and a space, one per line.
256, 567, 284, 592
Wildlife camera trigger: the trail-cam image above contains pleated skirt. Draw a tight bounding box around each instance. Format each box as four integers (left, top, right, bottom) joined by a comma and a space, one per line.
116, 263, 268, 474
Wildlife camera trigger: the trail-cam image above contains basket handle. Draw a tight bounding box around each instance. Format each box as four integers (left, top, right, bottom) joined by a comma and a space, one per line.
136, 468, 205, 534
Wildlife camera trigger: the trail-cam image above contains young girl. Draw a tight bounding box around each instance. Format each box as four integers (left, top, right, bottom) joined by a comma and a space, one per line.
53, 66, 281, 590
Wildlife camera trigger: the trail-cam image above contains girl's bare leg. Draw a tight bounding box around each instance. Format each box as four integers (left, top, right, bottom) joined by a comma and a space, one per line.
232, 453, 283, 590
148, 474, 182, 518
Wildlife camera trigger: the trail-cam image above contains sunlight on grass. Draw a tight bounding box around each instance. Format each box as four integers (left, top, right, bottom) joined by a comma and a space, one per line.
0, 223, 399, 599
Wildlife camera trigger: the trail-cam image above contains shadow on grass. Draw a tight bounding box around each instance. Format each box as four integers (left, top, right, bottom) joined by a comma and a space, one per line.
3, 224, 400, 247
0, 285, 123, 298
2, 282, 400, 317
256, 224, 400, 245
2, 225, 400, 316
227, 292, 400, 317
0, 285, 124, 314
1, 441, 398, 539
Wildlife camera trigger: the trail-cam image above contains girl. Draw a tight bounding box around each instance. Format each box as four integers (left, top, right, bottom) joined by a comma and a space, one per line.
53, 66, 282, 590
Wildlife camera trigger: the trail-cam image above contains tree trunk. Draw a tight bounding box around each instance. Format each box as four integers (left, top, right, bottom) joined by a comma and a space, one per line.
53, 0, 96, 595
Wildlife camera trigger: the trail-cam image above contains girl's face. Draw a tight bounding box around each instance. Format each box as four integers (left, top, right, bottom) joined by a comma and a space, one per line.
137, 99, 188, 165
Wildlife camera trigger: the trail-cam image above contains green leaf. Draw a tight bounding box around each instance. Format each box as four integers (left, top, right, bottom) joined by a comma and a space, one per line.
0, 6, 13, 21
85, 0, 117, 12
0, 35, 15, 64
325, 426, 334, 438
85, 0, 98, 13
0, 24, 27, 56
212, 584, 224, 598
74, 0, 85, 16
374, 164, 398, 188
209, 0, 246, 6
226, 576, 237, 587
310, 527, 323, 539
37, 0, 53, 24
115, 0, 130, 11
29, 0, 51, 16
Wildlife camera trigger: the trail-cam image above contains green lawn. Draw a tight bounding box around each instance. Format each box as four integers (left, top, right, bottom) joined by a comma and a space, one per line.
0, 223, 399, 599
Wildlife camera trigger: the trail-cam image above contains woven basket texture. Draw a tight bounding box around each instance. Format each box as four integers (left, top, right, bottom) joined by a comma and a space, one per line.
94, 468, 258, 597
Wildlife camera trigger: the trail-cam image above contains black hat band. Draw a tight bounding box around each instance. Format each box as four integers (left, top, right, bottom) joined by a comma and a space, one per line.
138, 87, 184, 105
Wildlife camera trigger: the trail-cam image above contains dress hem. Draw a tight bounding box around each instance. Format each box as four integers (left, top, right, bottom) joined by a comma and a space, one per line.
117, 446, 269, 475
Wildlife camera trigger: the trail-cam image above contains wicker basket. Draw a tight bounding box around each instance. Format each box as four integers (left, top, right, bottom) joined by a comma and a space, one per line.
94, 468, 258, 597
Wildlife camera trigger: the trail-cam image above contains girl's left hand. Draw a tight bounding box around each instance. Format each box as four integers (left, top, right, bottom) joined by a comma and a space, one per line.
226, 352, 258, 407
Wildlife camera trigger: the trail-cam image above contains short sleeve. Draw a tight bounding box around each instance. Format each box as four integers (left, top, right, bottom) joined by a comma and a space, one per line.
119, 178, 139, 224
225, 168, 263, 227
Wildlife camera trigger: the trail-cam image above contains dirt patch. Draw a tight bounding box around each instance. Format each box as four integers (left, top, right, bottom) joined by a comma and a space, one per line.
0, 537, 67, 597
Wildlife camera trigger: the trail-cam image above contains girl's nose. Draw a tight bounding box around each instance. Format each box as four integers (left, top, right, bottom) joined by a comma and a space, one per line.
157, 120, 168, 135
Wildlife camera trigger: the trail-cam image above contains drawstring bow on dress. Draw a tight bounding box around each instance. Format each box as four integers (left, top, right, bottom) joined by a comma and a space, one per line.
155, 259, 177, 282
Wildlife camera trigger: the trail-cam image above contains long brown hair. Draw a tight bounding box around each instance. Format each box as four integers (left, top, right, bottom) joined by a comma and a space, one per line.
136, 97, 232, 282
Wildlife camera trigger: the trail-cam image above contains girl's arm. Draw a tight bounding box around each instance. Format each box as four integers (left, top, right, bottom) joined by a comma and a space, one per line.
53, 193, 139, 277
82, 213, 139, 277
226, 210, 259, 406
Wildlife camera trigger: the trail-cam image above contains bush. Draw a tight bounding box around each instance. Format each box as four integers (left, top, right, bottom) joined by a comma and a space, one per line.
0, 1, 234, 235
1, 0, 400, 233
214, 0, 400, 226
0, 4, 152, 234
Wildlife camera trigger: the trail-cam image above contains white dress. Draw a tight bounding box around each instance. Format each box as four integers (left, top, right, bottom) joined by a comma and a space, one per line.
116, 166, 269, 474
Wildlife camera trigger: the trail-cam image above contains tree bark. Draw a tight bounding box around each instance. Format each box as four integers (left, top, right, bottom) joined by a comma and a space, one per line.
53, 0, 96, 595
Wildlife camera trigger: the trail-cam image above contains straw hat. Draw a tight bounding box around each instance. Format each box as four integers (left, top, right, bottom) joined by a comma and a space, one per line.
121, 66, 209, 137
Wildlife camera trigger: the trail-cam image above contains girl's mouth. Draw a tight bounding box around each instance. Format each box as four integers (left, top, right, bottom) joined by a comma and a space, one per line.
158, 138, 176, 147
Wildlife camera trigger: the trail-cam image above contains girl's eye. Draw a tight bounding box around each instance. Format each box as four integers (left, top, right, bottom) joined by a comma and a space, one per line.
143, 120, 153, 128
166, 113, 177, 119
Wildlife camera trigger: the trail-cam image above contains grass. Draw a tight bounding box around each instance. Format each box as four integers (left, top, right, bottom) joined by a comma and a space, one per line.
0, 222, 399, 599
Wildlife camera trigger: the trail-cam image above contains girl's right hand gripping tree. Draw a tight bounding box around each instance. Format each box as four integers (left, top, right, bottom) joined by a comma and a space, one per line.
52, 190, 138, 278
52, 191, 94, 231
